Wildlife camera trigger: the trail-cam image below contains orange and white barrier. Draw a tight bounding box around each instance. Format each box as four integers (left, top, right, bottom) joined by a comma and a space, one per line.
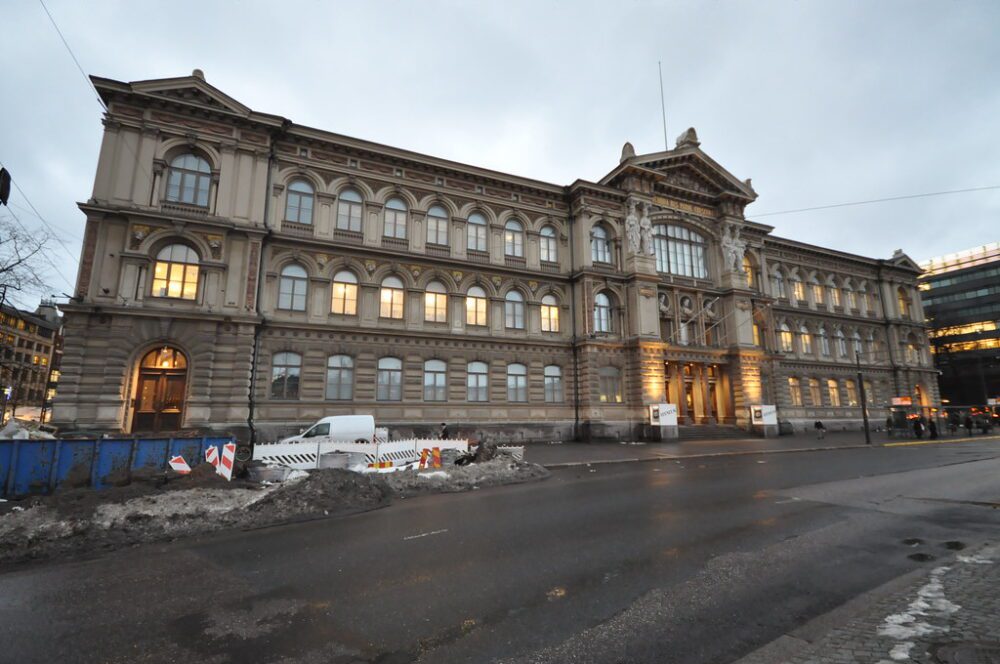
168, 455, 191, 474
218, 443, 236, 481
205, 446, 219, 468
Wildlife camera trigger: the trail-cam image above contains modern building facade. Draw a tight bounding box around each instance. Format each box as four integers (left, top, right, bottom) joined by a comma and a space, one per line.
0, 300, 62, 423
920, 242, 1000, 406
52, 71, 937, 440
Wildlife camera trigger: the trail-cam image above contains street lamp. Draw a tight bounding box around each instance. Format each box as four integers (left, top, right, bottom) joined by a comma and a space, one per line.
855, 349, 871, 445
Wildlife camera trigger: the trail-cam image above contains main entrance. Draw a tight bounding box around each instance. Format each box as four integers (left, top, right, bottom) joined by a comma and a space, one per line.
664, 361, 730, 424
131, 346, 187, 433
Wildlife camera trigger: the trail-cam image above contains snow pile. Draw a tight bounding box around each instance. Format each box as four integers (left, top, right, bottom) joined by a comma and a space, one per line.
384, 458, 549, 497
0, 419, 56, 440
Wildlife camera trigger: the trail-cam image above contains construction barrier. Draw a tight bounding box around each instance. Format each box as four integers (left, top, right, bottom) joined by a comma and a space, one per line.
0, 436, 237, 498
252, 438, 468, 470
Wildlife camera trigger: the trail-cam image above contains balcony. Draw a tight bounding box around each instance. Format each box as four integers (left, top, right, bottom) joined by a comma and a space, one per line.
381, 237, 408, 251
466, 250, 490, 265
504, 256, 526, 268
426, 244, 451, 258
281, 221, 314, 238
333, 229, 363, 245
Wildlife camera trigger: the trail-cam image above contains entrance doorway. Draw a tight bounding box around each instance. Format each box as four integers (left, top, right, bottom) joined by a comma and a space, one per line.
131, 346, 187, 433
665, 361, 729, 424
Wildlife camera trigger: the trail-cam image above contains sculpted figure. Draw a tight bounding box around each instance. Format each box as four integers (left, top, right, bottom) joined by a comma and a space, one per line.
639, 203, 654, 256
721, 222, 747, 272
625, 200, 641, 255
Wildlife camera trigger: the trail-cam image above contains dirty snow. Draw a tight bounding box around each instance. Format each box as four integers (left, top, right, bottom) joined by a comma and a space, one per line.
0, 419, 55, 439
418, 471, 450, 479
956, 554, 994, 564
877, 565, 959, 660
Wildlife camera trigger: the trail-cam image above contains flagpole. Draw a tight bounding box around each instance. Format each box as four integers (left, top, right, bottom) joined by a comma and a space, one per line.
658, 61, 668, 150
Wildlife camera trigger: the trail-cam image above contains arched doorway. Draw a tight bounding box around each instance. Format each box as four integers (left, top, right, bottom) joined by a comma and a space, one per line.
131, 346, 187, 433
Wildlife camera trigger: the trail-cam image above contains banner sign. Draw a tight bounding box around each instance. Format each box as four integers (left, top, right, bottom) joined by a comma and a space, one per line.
750, 405, 777, 426
649, 403, 678, 426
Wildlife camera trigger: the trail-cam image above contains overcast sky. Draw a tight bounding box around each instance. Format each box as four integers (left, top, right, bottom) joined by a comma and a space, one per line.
2, 0, 999, 308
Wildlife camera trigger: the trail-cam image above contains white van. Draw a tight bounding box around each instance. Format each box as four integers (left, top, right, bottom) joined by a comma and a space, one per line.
279, 415, 376, 444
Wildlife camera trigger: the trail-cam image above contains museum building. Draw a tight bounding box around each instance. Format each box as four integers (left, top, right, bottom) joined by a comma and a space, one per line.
51, 71, 938, 441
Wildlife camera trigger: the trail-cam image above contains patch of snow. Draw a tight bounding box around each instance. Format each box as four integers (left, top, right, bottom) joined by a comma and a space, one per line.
877, 565, 960, 655
889, 642, 914, 661
11, 506, 24, 512
418, 471, 450, 479
284, 469, 310, 483
957, 554, 994, 564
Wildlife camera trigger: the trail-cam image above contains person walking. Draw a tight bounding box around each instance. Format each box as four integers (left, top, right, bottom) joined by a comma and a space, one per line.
964, 414, 974, 437
814, 420, 826, 440
913, 418, 924, 439
928, 419, 938, 440
439, 422, 449, 440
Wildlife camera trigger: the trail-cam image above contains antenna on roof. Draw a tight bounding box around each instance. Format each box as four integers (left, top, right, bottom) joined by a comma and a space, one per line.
658, 61, 668, 151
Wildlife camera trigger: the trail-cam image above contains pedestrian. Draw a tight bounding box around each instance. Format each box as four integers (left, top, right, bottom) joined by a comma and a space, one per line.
813, 420, 826, 440
964, 414, 973, 436
886, 415, 894, 438
928, 419, 938, 440
439, 422, 449, 440
913, 418, 924, 439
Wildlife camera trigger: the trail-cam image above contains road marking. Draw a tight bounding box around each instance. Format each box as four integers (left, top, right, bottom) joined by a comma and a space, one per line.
884, 434, 1000, 448
403, 528, 449, 541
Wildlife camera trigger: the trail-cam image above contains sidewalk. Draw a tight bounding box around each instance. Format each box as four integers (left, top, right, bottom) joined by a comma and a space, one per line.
735, 542, 1000, 664
527, 430, 1000, 468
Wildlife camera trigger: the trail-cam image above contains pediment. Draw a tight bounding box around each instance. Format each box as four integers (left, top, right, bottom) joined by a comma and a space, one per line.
132, 76, 251, 116
601, 143, 757, 202
888, 249, 922, 272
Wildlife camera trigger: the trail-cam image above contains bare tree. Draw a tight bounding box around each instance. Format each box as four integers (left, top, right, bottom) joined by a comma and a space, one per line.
0, 216, 51, 301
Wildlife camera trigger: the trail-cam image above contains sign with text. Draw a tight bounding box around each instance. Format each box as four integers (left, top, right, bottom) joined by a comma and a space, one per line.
891, 397, 913, 406
750, 405, 777, 426
649, 403, 678, 426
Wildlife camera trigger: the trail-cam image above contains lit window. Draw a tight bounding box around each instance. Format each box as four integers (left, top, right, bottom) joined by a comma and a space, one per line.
165, 153, 211, 207
426, 205, 449, 246
424, 281, 448, 323
507, 363, 527, 402
594, 292, 612, 333
827, 379, 841, 407
544, 365, 563, 403
846, 288, 858, 310
278, 264, 308, 311
811, 279, 823, 304
336, 189, 363, 232
331, 270, 358, 315
285, 180, 314, 224
897, 287, 911, 319
504, 220, 524, 257
540, 225, 558, 263
270, 352, 301, 399
325, 355, 354, 400
779, 323, 794, 352
792, 278, 806, 301
505, 290, 524, 329
788, 377, 803, 406
383, 198, 408, 239
743, 255, 755, 288
829, 284, 842, 307
467, 212, 488, 252
152, 244, 199, 300
845, 380, 858, 407
376, 357, 403, 401
591, 225, 611, 263
808, 378, 821, 406
598, 366, 622, 403
799, 325, 812, 354
662, 225, 708, 278
380, 276, 405, 319
467, 361, 489, 402
540, 294, 560, 333
466, 286, 487, 326
423, 359, 447, 401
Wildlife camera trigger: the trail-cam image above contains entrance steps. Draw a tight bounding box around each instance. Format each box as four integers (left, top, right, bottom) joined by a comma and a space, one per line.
677, 424, 754, 440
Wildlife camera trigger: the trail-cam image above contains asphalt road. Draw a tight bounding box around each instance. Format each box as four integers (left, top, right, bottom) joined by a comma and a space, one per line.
2, 442, 999, 664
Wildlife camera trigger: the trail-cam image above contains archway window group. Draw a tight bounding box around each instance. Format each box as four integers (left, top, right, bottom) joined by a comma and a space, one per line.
152, 244, 199, 300
653, 225, 708, 278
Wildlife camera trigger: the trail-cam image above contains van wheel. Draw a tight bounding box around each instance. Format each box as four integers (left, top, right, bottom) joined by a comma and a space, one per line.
235, 445, 253, 462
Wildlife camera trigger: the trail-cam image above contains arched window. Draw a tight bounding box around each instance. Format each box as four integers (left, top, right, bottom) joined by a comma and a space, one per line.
772, 270, 787, 299
504, 290, 525, 329
504, 220, 524, 257
791, 275, 806, 301
270, 352, 301, 399
376, 357, 402, 401
788, 377, 803, 406
591, 225, 611, 263
598, 366, 622, 403
905, 334, 920, 364
594, 292, 612, 333
810, 277, 823, 304
743, 255, 756, 288
540, 294, 560, 333
331, 270, 358, 315
828, 279, 842, 307
664, 225, 708, 278
653, 225, 669, 273
835, 329, 848, 357
844, 379, 859, 407
152, 244, 199, 300
808, 378, 822, 406
467, 212, 488, 253
284, 180, 314, 224
466, 285, 487, 326
325, 355, 354, 400
540, 225, 558, 263
819, 327, 831, 356
799, 325, 813, 354
544, 365, 563, 403
278, 264, 308, 311
827, 379, 841, 407
336, 189, 363, 232
897, 287, 911, 320
380, 276, 405, 319
383, 198, 407, 239
779, 323, 794, 352
426, 205, 449, 246
506, 363, 527, 402
424, 280, 448, 323
845, 285, 858, 310
852, 331, 863, 358
423, 359, 447, 401
467, 361, 489, 402
166, 153, 211, 206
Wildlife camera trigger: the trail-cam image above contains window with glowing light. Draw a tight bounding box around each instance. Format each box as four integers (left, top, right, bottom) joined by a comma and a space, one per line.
152, 244, 199, 300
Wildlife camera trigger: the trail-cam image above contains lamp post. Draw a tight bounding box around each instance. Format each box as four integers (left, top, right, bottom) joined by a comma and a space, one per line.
856, 350, 871, 445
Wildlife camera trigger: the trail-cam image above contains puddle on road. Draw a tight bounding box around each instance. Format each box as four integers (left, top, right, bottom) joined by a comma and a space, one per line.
908, 552, 937, 562
943, 540, 967, 550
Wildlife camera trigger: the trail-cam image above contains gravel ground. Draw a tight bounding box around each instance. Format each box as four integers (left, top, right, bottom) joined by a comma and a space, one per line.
0, 458, 548, 565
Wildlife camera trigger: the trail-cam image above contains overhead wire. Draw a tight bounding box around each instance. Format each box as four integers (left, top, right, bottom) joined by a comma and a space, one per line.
0, 203, 76, 291
753, 185, 1000, 218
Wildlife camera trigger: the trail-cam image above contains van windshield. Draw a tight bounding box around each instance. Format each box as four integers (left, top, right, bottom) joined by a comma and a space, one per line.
303, 422, 330, 437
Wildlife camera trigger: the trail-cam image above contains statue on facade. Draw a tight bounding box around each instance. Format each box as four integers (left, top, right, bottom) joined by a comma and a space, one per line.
625, 199, 641, 255
639, 203, 654, 256
658, 292, 671, 318
721, 222, 747, 273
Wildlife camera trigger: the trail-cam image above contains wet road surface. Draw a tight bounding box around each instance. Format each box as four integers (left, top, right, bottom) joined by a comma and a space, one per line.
1, 441, 999, 663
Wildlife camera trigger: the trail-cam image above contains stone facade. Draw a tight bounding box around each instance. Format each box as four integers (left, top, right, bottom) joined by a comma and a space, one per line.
51, 71, 938, 441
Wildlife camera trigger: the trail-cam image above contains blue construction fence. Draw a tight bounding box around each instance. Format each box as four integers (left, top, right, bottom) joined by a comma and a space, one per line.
0, 436, 236, 498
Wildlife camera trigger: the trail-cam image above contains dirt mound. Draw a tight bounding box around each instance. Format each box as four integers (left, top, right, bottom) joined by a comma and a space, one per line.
252, 469, 392, 517
384, 458, 550, 497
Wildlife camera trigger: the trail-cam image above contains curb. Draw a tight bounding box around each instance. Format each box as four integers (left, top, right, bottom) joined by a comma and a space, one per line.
541, 435, 1000, 469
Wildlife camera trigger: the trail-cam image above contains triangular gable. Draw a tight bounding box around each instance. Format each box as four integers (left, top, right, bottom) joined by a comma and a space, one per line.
130, 75, 251, 117
888, 249, 922, 272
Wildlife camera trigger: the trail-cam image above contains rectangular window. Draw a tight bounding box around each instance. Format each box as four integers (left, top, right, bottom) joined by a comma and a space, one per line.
808, 378, 821, 406
598, 369, 623, 404
507, 375, 527, 402
423, 370, 447, 401
752, 324, 761, 347
380, 288, 404, 319
812, 283, 824, 305
544, 373, 563, 403
424, 293, 447, 323
845, 380, 858, 407
540, 236, 557, 263
468, 224, 487, 252
827, 379, 841, 407
325, 363, 354, 400
384, 210, 407, 239
505, 301, 524, 329
336, 201, 362, 233
788, 377, 802, 407
377, 368, 402, 401
792, 280, 806, 301
427, 216, 448, 246
830, 287, 842, 307
467, 369, 488, 402
466, 296, 487, 326
541, 304, 559, 332
331, 283, 358, 315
